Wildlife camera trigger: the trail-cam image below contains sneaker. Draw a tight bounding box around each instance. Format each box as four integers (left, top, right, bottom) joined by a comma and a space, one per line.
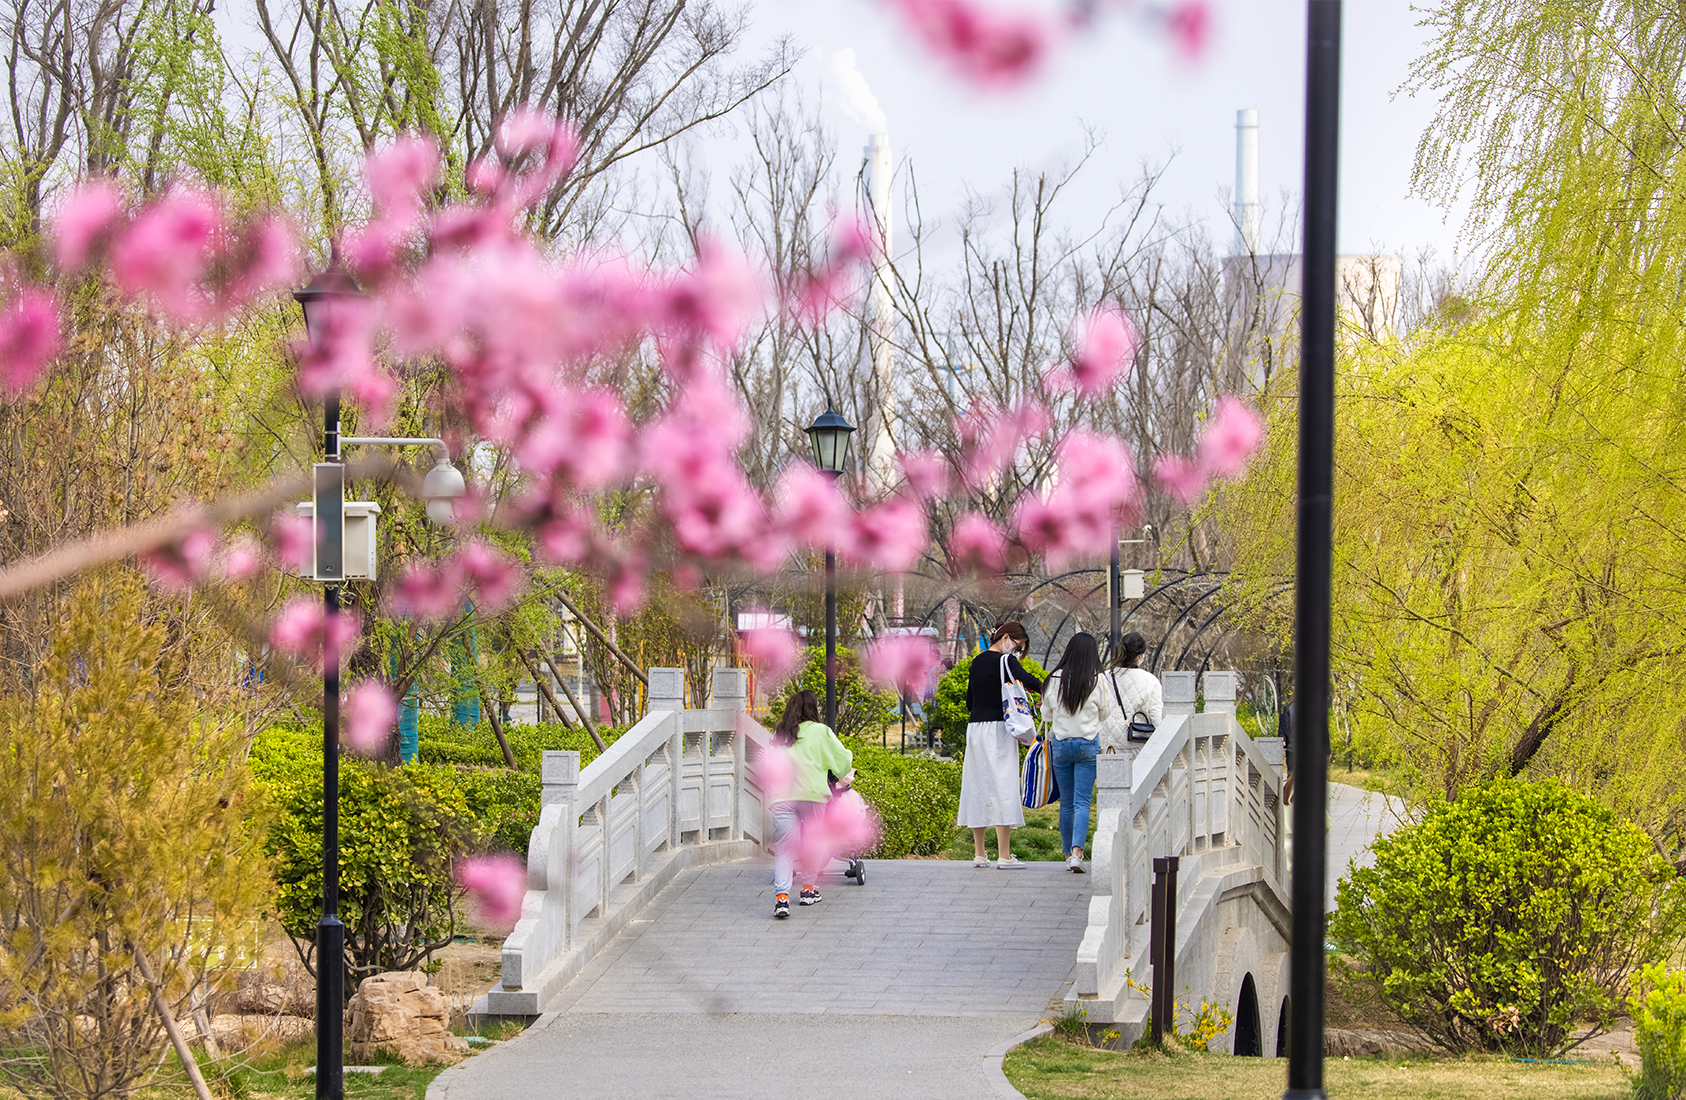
1068, 854, 1085, 873
773, 893, 790, 919
973, 857, 992, 868
997, 856, 1028, 869
799, 886, 822, 906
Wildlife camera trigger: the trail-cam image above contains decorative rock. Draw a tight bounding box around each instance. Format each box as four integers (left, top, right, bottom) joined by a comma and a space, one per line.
348, 972, 471, 1065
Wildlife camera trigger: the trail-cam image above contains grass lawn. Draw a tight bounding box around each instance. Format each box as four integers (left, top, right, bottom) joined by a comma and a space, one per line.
1003, 1035, 1631, 1100
946, 801, 1101, 861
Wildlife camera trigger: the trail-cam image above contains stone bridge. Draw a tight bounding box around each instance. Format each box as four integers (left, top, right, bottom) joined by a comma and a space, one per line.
435, 667, 1339, 1099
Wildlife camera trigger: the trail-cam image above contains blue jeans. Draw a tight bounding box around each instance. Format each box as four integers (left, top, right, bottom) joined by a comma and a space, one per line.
1050, 737, 1099, 854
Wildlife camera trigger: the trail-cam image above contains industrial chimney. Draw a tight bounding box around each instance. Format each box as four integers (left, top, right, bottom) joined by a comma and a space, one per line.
862, 133, 897, 491
1233, 108, 1260, 256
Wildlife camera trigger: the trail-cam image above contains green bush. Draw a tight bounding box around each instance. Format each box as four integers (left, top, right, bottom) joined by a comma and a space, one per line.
928, 652, 1047, 759
1633, 965, 1686, 1099
770, 646, 899, 740
1330, 778, 1684, 1056
253, 730, 480, 984
843, 738, 962, 857
416, 713, 625, 771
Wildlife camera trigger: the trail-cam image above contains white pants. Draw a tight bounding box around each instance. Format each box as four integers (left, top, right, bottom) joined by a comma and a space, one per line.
771, 800, 822, 894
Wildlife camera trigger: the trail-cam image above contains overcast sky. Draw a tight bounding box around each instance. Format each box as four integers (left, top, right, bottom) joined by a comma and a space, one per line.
736, 1, 1468, 270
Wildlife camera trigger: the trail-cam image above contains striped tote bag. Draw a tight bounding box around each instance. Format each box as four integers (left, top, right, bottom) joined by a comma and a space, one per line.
1021, 733, 1060, 809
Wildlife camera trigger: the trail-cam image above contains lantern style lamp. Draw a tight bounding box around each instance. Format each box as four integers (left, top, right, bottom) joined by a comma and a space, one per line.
805, 407, 856, 480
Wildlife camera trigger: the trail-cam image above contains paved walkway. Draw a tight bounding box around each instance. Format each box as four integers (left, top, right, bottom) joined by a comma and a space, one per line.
1326, 782, 1405, 910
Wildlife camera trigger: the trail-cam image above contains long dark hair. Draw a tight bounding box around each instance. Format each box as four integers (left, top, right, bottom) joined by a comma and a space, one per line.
1052, 632, 1102, 715
774, 689, 819, 745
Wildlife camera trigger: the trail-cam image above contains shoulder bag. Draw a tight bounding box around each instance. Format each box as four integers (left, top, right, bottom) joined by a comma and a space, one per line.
1109, 672, 1158, 743
1001, 653, 1037, 744
1021, 729, 1059, 809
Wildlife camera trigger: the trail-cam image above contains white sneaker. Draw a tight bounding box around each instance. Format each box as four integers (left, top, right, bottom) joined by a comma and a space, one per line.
1068, 854, 1085, 873
973, 857, 992, 868
997, 856, 1028, 869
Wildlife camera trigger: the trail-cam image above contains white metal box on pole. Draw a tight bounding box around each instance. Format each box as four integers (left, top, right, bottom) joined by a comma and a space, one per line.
295, 501, 382, 580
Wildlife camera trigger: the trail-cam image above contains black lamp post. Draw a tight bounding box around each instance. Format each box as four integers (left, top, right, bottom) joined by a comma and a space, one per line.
294, 261, 363, 1100
805, 408, 855, 730
1287, 4, 1341, 1099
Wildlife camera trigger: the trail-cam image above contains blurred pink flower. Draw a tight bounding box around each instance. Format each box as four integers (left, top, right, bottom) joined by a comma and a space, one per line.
0, 288, 62, 393
220, 535, 263, 581
883, 0, 1052, 87
343, 681, 398, 755
752, 743, 796, 801
226, 217, 300, 306
273, 512, 314, 572
660, 239, 761, 349
740, 627, 802, 686
1197, 395, 1264, 478
110, 188, 219, 322
897, 450, 950, 499
392, 559, 467, 621
1165, 0, 1211, 60
456, 854, 527, 929
1015, 431, 1139, 569
863, 634, 940, 697
800, 788, 881, 869
53, 182, 124, 270
960, 399, 1048, 487
269, 597, 360, 666
949, 512, 1008, 574
846, 497, 928, 573
1153, 452, 1207, 506
365, 136, 440, 220
457, 542, 523, 611
775, 464, 850, 550
794, 218, 873, 323
141, 527, 217, 589
607, 552, 648, 614
1066, 305, 1139, 397
535, 507, 594, 565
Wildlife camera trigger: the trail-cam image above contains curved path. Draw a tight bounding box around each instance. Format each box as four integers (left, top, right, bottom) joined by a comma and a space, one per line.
431, 782, 1397, 1100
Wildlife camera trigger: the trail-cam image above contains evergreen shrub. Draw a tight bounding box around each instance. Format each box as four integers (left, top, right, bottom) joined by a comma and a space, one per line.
843, 737, 961, 858
1330, 777, 1683, 1056
928, 653, 1047, 758
1633, 964, 1686, 1099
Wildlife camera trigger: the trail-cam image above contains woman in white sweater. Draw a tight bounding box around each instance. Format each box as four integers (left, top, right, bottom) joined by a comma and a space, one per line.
1039, 632, 1117, 872
1102, 632, 1164, 754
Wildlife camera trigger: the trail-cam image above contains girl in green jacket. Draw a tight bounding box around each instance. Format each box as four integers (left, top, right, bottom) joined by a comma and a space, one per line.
768, 689, 853, 919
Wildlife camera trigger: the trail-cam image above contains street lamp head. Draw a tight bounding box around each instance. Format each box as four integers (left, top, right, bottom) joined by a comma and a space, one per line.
293, 261, 365, 344
422, 459, 467, 524
805, 407, 856, 478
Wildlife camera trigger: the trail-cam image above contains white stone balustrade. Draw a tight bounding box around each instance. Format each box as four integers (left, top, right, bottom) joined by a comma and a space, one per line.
1071, 670, 1289, 1026
478, 667, 772, 1018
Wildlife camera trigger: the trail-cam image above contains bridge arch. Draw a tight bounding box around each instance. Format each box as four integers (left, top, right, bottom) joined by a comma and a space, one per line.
1233, 973, 1262, 1056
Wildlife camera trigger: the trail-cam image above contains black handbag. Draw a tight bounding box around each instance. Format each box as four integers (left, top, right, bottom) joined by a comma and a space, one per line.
1109, 673, 1157, 743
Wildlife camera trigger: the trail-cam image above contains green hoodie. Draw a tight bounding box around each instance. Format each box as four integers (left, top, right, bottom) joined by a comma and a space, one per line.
784, 720, 854, 804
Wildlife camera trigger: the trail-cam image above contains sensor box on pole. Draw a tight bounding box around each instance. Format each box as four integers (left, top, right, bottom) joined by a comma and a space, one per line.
296, 501, 382, 581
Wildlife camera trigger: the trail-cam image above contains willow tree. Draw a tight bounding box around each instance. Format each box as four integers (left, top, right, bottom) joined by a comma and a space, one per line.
1225, 0, 1686, 850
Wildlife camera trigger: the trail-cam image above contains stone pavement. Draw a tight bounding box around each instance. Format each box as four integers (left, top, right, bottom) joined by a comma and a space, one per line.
431, 859, 1087, 1100
1326, 781, 1404, 911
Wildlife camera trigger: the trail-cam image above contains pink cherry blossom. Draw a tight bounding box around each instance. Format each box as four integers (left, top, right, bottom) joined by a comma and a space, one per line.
53, 182, 124, 270
535, 507, 594, 565
0, 288, 62, 393
1165, 0, 1211, 60
845, 497, 928, 573
775, 464, 850, 550
1066, 305, 1139, 397
110, 188, 219, 322
607, 552, 648, 615
456, 854, 527, 928
883, 0, 1052, 87
457, 542, 524, 611
800, 787, 881, 869
740, 627, 802, 686
343, 680, 398, 755
1197, 395, 1264, 478
226, 217, 300, 306
897, 450, 951, 499
1153, 452, 1207, 506
269, 597, 360, 666
141, 527, 217, 589
794, 218, 873, 323
273, 512, 314, 572
392, 559, 467, 621
365, 136, 440, 220
752, 743, 797, 801
959, 398, 1049, 487
220, 535, 263, 581
949, 512, 1008, 573
864, 634, 941, 697
1014, 431, 1139, 569
660, 239, 761, 350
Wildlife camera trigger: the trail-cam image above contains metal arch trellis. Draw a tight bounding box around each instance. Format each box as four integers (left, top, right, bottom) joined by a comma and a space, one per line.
1149, 584, 1226, 674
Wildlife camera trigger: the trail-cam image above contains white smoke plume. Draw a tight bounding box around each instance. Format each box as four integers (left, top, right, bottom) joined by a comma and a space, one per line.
827, 49, 888, 135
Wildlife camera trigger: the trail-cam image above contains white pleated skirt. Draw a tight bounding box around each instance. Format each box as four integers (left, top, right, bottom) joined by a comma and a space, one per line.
956, 720, 1025, 828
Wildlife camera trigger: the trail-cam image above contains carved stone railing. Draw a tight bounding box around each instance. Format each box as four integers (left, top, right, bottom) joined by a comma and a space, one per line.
1072, 670, 1288, 1014
477, 666, 772, 1017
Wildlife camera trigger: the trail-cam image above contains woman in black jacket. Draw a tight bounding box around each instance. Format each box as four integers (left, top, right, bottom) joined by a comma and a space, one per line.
957, 620, 1044, 867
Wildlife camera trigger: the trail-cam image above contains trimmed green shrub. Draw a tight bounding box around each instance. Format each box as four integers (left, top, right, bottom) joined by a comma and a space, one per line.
1633, 964, 1686, 1099
1330, 778, 1684, 1056
416, 714, 625, 771
928, 652, 1047, 758
843, 737, 962, 858
770, 646, 899, 740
